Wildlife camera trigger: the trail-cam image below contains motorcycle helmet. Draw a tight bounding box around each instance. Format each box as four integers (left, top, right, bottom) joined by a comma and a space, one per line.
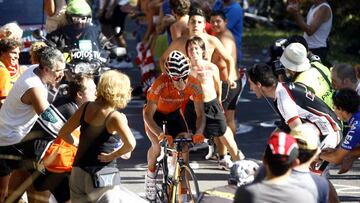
164, 50, 191, 81
66, 0, 92, 29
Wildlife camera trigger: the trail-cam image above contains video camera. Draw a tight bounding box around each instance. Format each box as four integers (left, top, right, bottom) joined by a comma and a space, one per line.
268, 38, 288, 76
268, 37, 322, 78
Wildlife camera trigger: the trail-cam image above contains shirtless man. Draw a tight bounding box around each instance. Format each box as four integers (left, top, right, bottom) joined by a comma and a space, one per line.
159, 7, 235, 86
169, 0, 190, 40
210, 10, 241, 135
185, 36, 245, 169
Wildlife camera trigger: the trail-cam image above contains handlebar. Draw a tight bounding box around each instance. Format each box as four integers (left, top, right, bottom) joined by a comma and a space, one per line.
173, 137, 193, 143
160, 137, 194, 146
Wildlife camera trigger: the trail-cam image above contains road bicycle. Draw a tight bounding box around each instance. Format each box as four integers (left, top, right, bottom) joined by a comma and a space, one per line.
154, 136, 200, 203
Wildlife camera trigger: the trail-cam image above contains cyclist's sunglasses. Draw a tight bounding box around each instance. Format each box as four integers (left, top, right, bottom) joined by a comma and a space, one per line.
171, 75, 188, 82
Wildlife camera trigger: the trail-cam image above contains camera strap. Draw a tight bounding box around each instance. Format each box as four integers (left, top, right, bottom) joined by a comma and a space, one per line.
311, 63, 333, 91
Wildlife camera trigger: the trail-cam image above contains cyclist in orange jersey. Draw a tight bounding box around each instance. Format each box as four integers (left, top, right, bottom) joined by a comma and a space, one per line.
143, 50, 205, 201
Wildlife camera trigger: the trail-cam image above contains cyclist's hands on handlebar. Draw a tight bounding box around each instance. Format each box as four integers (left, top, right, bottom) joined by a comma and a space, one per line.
158, 133, 174, 145
192, 134, 205, 144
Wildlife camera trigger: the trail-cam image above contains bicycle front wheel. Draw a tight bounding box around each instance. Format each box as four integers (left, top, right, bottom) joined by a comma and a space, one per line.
173, 164, 200, 203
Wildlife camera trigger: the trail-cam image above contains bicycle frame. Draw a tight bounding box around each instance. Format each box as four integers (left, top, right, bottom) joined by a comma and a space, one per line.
155, 140, 170, 202
170, 139, 187, 203
155, 137, 199, 203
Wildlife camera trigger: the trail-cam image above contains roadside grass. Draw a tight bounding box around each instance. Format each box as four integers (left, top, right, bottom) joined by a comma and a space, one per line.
243, 26, 360, 65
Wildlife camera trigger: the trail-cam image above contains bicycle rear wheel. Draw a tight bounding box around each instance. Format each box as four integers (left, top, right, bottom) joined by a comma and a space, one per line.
173, 164, 200, 203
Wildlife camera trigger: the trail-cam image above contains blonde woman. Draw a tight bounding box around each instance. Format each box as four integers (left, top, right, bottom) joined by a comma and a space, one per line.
57, 70, 136, 203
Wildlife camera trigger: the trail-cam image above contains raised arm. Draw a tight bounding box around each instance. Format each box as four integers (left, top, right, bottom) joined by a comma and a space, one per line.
287, 4, 331, 36
44, 0, 56, 17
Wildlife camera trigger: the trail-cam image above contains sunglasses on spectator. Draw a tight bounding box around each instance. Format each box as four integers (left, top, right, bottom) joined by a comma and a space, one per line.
171, 75, 188, 82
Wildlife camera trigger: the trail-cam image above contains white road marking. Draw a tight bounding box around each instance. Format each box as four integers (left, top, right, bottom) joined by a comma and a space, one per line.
259, 120, 277, 128
236, 123, 253, 134
131, 128, 144, 140
333, 184, 360, 194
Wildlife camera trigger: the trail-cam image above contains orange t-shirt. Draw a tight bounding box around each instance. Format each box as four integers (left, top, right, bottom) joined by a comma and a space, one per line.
0, 63, 11, 99
147, 74, 204, 114
6, 64, 22, 85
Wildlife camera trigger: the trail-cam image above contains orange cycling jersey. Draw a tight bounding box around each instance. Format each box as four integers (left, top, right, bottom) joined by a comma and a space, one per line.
147, 74, 203, 114
0, 63, 11, 99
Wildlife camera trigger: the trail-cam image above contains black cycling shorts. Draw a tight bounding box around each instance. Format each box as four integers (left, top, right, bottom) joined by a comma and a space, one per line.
153, 109, 188, 137
221, 78, 242, 110
204, 99, 227, 138
184, 99, 227, 138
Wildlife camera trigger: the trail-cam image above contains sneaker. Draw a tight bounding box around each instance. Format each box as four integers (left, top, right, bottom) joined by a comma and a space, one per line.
204, 142, 215, 160
208, 152, 219, 161
145, 174, 156, 200
218, 155, 233, 170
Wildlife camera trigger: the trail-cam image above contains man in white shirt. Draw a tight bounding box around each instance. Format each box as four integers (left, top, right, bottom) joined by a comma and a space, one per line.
0, 46, 65, 203
287, 0, 332, 65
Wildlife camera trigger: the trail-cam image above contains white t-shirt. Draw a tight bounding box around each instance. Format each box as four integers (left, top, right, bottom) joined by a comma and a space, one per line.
0, 65, 48, 145
304, 2, 332, 49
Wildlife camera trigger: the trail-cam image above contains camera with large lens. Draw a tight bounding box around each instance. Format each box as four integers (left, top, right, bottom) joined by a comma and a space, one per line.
268, 38, 288, 77
272, 59, 285, 76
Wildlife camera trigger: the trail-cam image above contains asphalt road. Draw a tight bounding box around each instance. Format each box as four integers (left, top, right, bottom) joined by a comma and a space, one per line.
113, 17, 360, 203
